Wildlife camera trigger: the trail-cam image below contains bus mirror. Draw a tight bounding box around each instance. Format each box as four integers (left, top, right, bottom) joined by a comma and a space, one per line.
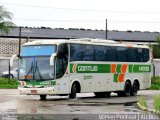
10, 54, 18, 67
50, 53, 57, 66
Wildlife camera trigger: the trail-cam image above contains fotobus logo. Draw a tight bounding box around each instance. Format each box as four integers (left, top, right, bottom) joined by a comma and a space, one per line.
0, 112, 17, 120
98, 113, 159, 120
0, 112, 9, 120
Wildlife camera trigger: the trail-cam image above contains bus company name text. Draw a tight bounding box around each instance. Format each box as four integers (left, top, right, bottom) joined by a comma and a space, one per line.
77, 66, 98, 72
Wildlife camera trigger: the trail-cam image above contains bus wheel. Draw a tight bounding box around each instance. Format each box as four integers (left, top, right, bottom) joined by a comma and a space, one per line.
123, 81, 131, 96
117, 81, 131, 97
69, 84, 77, 99
94, 92, 111, 98
40, 95, 47, 100
130, 81, 139, 96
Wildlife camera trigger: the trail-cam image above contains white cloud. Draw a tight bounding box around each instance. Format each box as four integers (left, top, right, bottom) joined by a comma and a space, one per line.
1, 0, 160, 31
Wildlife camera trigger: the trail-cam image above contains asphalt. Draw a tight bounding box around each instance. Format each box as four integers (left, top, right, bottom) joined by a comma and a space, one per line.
0, 89, 160, 120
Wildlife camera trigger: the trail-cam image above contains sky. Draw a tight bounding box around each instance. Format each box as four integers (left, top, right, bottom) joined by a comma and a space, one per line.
1, 0, 160, 32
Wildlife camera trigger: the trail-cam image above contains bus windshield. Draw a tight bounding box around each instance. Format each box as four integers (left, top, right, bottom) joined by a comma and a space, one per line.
19, 45, 57, 81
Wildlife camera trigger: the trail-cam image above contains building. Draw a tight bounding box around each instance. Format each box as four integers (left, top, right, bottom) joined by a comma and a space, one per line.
1, 27, 159, 56
0, 27, 159, 74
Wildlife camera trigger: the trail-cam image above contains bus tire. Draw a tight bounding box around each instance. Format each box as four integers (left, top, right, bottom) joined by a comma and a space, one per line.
123, 81, 131, 96
130, 81, 139, 96
94, 92, 111, 98
40, 95, 47, 100
117, 91, 124, 97
117, 81, 131, 97
69, 84, 77, 99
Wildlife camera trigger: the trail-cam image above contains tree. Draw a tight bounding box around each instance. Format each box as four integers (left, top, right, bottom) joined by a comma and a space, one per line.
0, 6, 15, 34
152, 36, 160, 58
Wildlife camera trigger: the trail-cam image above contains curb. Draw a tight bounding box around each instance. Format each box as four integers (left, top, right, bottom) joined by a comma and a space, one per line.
137, 102, 160, 114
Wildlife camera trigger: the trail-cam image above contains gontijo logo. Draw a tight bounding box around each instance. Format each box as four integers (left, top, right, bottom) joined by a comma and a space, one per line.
78, 66, 98, 72
72, 64, 98, 73
70, 64, 110, 73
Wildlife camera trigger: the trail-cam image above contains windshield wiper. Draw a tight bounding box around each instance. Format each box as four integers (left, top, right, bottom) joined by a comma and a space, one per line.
24, 60, 34, 81
34, 61, 43, 80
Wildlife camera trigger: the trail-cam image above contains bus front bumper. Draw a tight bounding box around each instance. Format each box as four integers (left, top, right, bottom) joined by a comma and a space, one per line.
18, 87, 56, 95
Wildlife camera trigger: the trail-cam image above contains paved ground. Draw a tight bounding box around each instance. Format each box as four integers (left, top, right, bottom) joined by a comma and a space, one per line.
0, 89, 160, 120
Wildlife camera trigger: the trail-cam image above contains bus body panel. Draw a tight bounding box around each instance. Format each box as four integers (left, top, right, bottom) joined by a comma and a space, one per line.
17, 39, 152, 96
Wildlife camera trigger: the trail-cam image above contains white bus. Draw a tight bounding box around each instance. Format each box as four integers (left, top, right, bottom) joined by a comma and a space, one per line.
11, 38, 152, 99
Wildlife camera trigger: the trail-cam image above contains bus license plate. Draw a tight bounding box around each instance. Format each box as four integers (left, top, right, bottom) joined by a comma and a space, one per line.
31, 90, 37, 94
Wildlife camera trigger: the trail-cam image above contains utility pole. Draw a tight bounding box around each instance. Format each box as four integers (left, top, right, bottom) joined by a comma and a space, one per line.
8, 60, 10, 83
19, 26, 22, 55
106, 19, 108, 39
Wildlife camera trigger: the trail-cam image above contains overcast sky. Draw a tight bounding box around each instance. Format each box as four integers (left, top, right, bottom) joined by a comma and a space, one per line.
1, 0, 160, 32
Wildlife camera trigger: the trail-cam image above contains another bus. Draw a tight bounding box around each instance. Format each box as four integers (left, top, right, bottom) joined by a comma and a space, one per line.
10, 38, 152, 99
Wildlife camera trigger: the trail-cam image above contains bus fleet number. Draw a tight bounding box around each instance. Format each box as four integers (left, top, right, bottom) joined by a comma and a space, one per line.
139, 66, 150, 72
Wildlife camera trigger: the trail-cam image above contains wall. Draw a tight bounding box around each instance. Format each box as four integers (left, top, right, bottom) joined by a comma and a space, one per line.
0, 38, 29, 76
0, 57, 18, 76
153, 59, 160, 76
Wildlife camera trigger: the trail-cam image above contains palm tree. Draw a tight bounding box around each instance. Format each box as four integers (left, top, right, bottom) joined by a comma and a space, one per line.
0, 6, 15, 34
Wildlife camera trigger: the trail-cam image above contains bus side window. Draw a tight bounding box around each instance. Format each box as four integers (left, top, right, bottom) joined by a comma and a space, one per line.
56, 44, 68, 78
56, 58, 63, 78
83, 45, 94, 61
137, 48, 143, 62
70, 44, 83, 61
95, 46, 106, 61
117, 47, 127, 62
106, 46, 117, 61
58, 44, 68, 59
143, 49, 149, 62
127, 48, 137, 62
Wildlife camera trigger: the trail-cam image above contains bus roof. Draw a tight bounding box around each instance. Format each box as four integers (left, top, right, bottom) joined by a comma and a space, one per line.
23, 38, 149, 49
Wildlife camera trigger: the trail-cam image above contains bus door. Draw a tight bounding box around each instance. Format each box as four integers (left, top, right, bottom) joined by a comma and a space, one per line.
55, 44, 70, 94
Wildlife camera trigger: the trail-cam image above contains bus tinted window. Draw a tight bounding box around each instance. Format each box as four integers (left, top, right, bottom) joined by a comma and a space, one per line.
127, 48, 137, 62
95, 46, 106, 61
83, 45, 94, 61
106, 47, 117, 61
70, 44, 83, 61
137, 48, 144, 62
70, 44, 149, 62
117, 47, 127, 61
143, 49, 149, 62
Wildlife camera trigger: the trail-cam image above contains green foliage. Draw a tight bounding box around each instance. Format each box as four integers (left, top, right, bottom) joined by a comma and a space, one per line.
151, 76, 160, 84
0, 78, 18, 88
153, 36, 160, 58
0, 6, 15, 34
154, 95, 160, 111
139, 97, 147, 108
149, 84, 160, 90
149, 76, 160, 90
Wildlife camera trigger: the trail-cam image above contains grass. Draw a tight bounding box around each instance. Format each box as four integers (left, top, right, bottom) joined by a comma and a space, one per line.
150, 76, 160, 90
149, 84, 160, 90
0, 78, 18, 89
151, 76, 160, 84
138, 97, 147, 108
154, 95, 160, 112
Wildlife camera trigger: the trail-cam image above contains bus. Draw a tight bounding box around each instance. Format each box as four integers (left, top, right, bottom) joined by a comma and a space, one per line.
10, 38, 152, 100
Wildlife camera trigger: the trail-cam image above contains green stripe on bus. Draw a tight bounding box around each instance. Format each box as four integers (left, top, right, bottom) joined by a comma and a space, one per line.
18, 80, 56, 86
114, 74, 118, 82
129, 65, 134, 73
70, 64, 74, 73
70, 64, 110, 73
129, 65, 151, 73
70, 64, 151, 73
116, 64, 122, 73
